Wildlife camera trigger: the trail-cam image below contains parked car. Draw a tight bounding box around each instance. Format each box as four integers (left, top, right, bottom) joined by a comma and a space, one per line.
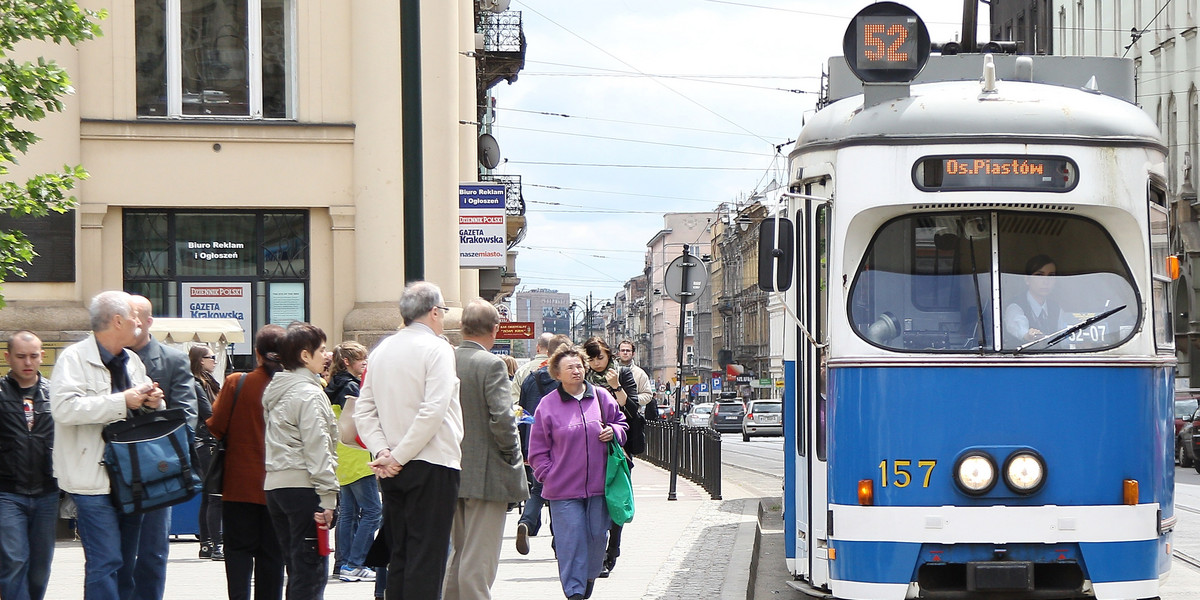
1176, 393, 1200, 467
711, 400, 745, 433
1181, 409, 1200, 473
686, 403, 714, 428
741, 400, 783, 441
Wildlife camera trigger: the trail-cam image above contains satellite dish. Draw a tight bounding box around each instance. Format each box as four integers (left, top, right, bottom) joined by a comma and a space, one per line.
478, 133, 501, 169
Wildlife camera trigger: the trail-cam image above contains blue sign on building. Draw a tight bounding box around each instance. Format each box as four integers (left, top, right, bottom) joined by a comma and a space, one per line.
712, 378, 722, 391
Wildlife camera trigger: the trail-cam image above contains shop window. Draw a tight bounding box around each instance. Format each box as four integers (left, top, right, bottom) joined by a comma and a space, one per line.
124, 209, 307, 363
136, 0, 292, 118
263, 213, 307, 278
175, 213, 257, 277
124, 212, 170, 278
0, 211, 75, 282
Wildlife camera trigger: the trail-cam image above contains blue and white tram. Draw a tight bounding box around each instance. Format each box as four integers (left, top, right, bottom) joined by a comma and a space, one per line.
765, 4, 1177, 599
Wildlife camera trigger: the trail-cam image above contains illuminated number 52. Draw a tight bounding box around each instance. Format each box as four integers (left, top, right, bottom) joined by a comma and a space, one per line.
863, 23, 910, 62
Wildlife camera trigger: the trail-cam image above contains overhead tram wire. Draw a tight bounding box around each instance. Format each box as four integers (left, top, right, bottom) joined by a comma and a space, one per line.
525, 185, 717, 205
1123, 0, 1174, 58
517, 245, 646, 255
491, 125, 775, 157
508, 160, 765, 171
696, 0, 967, 27
486, 105, 781, 138
515, 1, 778, 149
543, 249, 629, 285
520, 67, 820, 95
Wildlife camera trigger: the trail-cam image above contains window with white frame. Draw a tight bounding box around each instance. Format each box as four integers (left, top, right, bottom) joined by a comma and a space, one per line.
136, 0, 292, 118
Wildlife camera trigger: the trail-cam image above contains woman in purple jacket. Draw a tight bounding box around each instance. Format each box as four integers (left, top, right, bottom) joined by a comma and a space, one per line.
528, 346, 628, 600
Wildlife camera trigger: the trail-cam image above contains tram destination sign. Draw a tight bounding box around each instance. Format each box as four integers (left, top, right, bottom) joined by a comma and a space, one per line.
913, 155, 1079, 192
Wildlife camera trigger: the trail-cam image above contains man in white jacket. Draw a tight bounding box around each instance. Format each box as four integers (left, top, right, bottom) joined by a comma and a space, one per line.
355, 281, 463, 600
616, 339, 655, 418
50, 291, 164, 600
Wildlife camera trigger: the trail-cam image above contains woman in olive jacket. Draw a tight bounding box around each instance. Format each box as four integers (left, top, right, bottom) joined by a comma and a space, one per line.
207, 325, 286, 600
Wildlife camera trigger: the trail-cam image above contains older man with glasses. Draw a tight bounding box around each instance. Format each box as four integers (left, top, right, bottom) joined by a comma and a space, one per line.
355, 281, 464, 600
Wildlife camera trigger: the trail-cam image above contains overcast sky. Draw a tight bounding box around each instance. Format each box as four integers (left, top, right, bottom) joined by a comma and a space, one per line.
490, 0, 990, 303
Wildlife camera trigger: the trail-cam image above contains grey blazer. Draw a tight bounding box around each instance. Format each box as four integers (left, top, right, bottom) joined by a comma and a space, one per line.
455, 341, 529, 503
135, 336, 199, 431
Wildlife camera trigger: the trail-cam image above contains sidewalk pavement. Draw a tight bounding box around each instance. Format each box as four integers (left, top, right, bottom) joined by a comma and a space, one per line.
44, 459, 761, 599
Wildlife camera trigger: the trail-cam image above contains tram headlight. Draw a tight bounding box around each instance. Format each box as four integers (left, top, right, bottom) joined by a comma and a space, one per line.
1003, 451, 1046, 494
954, 452, 997, 495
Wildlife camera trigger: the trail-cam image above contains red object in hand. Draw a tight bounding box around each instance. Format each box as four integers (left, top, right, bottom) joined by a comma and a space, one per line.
316, 524, 331, 556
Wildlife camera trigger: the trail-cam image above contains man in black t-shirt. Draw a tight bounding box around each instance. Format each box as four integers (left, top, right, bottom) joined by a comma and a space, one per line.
0, 331, 56, 600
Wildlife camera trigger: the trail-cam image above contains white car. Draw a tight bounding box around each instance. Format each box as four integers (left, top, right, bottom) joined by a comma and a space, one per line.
685, 403, 714, 428
741, 400, 783, 441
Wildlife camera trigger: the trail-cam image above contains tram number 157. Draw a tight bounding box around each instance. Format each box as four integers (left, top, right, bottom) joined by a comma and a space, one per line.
878, 460, 937, 488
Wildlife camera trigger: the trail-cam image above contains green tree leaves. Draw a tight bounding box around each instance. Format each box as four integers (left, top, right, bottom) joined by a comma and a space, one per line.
0, 1, 105, 306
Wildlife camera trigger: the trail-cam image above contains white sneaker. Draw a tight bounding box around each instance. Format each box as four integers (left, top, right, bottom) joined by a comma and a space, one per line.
356, 567, 376, 582
338, 566, 362, 582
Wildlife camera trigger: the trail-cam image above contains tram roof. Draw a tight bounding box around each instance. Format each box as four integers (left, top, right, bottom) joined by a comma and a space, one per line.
796, 55, 1162, 153
827, 54, 1137, 104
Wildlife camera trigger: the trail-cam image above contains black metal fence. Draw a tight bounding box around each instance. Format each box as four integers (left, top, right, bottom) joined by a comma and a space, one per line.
640, 420, 722, 499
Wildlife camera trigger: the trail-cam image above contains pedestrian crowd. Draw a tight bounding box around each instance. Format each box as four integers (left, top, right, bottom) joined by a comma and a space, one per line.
1, 282, 655, 600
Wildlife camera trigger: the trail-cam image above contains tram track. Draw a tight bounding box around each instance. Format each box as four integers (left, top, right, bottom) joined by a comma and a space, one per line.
1172, 501, 1200, 571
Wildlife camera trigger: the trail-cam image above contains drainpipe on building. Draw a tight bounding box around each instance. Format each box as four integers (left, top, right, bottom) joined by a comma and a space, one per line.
401, 0, 424, 281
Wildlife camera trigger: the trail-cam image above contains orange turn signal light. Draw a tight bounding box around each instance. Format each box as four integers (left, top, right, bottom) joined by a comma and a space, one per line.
1122, 479, 1139, 505
1167, 256, 1181, 281
858, 479, 874, 506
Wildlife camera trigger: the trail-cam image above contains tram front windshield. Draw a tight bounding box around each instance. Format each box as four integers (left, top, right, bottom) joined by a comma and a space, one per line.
849, 212, 1139, 353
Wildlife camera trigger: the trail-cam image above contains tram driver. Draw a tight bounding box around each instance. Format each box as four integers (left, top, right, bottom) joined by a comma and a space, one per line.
1003, 254, 1062, 345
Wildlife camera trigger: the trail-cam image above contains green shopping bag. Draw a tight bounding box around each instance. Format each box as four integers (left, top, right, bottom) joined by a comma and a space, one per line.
605, 440, 635, 525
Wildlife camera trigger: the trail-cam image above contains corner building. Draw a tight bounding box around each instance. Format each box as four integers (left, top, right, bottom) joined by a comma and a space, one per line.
1, 1, 519, 366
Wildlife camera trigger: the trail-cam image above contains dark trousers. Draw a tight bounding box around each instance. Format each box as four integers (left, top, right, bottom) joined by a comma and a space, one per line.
223, 501, 284, 600
518, 465, 549, 535
195, 445, 222, 545
379, 460, 459, 600
266, 488, 328, 600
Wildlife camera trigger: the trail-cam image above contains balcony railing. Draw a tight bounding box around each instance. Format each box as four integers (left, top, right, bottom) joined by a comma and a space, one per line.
475, 11, 526, 91
476, 11, 523, 53
479, 174, 525, 216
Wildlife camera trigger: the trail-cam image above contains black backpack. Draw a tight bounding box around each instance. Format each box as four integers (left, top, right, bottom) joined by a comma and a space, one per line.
613, 367, 646, 455
621, 399, 646, 456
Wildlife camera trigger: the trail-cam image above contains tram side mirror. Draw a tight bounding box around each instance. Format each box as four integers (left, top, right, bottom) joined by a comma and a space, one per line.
757, 217, 794, 292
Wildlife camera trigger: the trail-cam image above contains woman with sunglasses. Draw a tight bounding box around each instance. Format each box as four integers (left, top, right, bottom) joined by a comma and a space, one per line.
190, 345, 224, 560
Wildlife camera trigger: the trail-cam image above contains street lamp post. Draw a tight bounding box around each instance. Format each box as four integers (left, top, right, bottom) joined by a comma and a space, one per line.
668, 243, 703, 501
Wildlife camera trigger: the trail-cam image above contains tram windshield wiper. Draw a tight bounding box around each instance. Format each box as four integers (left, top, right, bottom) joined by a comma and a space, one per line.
1014, 304, 1127, 353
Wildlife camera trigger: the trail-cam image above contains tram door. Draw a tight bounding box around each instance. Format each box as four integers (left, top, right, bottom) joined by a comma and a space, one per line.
788, 175, 831, 587
808, 181, 832, 587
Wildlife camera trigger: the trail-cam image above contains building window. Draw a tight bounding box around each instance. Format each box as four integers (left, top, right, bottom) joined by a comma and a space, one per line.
136, 0, 293, 119
124, 209, 308, 368
0, 211, 76, 282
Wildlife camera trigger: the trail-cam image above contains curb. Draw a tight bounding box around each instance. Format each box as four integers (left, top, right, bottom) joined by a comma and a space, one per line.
748, 499, 766, 599
722, 497, 762, 600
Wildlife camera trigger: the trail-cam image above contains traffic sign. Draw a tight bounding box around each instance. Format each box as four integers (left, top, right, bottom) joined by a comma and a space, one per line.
663, 253, 709, 305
